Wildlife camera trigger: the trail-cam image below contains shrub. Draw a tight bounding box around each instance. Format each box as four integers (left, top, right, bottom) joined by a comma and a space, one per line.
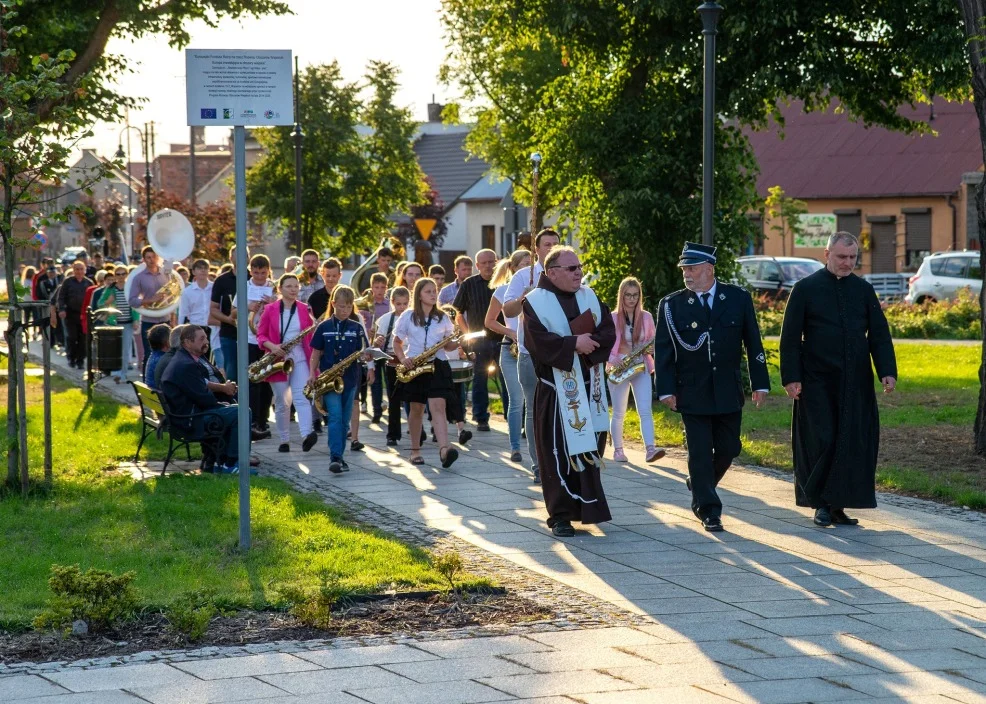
275, 570, 351, 629
32, 564, 139, 633
756, 289, 982, 340
431, 551, 464, 592
165, 592, 217, 642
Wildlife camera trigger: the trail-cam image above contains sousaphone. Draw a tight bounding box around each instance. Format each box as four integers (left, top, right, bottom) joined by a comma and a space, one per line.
124, 209, 195, 318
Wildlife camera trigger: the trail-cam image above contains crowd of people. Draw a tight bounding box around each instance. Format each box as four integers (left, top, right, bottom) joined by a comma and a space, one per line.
21, 229, 896, 537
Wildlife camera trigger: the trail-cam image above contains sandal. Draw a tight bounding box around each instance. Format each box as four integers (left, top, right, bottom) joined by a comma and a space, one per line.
409, 447, 425, 465
440, 446, 459, 469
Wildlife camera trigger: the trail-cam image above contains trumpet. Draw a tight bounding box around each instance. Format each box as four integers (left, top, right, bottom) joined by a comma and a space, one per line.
607, 336, 655, 385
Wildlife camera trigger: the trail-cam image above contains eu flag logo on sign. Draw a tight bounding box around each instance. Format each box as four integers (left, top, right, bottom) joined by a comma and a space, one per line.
200, 108, 217, 119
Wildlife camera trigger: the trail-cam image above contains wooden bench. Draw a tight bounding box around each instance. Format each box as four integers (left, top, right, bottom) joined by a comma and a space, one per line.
131, 381, 227, 475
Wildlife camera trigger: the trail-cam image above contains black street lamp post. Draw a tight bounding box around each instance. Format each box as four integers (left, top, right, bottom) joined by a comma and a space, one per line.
292, 56, 304, 253
116, 124, 152, 261
698, 2, 722, 248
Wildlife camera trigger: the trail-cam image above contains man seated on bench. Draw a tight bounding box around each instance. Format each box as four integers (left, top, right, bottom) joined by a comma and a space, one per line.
161, 325, 248, 474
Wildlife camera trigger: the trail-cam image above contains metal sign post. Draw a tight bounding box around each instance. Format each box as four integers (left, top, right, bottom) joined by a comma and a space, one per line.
186, 48, 293, 551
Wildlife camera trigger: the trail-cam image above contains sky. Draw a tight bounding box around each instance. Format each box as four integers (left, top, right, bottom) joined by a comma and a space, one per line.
86, 0, 451, 161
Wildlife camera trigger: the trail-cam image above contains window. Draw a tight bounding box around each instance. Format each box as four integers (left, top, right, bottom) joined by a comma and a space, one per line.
739, 261, 760, 283
941, 257, 969, 278
761, 262, 782, 282
966, 258, 982, 280
929, 258, 945, 275
481, 225, 495, 251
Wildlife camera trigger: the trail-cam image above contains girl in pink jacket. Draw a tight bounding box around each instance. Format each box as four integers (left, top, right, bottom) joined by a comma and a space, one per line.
256, 273, 318, 453
608, 277, 665, 464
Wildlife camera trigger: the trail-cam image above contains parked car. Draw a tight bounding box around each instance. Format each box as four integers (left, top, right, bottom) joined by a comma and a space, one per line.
905, 251, 982, 304
736, 256, 824, 298
57, 246, 87, 267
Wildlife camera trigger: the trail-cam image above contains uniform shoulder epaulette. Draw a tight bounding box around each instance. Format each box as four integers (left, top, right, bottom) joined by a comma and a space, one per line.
719, 281, 746, 293
660, 288, 689, 303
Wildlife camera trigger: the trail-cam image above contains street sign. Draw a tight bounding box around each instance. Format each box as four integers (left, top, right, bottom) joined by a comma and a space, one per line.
185, 49, 294, 127
414, 218, 437, 241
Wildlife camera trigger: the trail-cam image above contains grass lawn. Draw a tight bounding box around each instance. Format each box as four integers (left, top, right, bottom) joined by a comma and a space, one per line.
616, 341, 986, 509
0, 379, 484, 629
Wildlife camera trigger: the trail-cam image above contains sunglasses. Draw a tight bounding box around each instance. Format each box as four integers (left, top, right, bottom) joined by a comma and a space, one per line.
548, 264, 583, 273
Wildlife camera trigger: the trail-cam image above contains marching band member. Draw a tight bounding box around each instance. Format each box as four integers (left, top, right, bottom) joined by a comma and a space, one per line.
393, 278, 460, 468
232, 254, 275, 439
350, 284, 376, 451
297, 249, 325, 303
395, 261, 423, 291
367, 272, 391, 424
309, 285, 373, 474
484, 249, 531, 463
307, 257, 342, 320
256, 273, 318, 454
607, 277, 665, 464
440, 303, 471, 447
372, 286, 410, 447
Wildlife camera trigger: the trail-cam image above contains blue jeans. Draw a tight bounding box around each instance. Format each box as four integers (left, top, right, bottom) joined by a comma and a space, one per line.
517, 353, 538, 471
139, 320, 161, 377
499, 345, 523, 451
190, 404, 242, 460
211, 343, 224, 373
321, 383, 357, 461
220, 336, 238, 382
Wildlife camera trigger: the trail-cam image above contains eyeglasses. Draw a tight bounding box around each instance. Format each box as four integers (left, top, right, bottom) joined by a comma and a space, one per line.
623, 292, 641, 299
548, 264, 583, 273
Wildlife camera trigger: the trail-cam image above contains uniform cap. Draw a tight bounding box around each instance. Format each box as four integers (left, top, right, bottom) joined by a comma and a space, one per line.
678, 241, 717, 267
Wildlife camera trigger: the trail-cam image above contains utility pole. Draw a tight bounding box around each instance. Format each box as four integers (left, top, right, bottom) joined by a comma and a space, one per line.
292, 56, 304, 253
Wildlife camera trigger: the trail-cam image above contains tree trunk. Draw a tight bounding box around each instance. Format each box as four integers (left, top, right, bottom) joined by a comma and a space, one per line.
957, 0, 986, 455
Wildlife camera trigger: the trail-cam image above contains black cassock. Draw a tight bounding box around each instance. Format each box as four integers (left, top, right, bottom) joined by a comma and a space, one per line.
523, 278, 616, 528
780, 268, 897, 509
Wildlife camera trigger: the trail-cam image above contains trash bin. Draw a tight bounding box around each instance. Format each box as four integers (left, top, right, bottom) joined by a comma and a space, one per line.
92, 326, 123, 373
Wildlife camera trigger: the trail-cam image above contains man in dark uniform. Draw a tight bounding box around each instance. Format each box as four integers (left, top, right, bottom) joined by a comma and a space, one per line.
654, 242, 770, 532
780, 231, 896, 527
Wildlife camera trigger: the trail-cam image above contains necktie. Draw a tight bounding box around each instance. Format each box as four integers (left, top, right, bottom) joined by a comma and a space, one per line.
701, 292, 712, 313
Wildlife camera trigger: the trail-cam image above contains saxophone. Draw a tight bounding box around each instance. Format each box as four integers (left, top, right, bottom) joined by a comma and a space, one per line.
304, 345, 366, 414
606, 336, 655, 385
396, 329, 484, 383
247, 323, 317, 383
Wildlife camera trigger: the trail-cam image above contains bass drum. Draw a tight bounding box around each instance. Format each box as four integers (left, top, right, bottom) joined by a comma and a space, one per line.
448, 359, 474, 384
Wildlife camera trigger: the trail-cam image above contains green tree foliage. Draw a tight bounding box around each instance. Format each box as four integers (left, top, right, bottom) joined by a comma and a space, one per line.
439, 0, 969, 305
246, 61, 426, 256
764, 186, 807, 257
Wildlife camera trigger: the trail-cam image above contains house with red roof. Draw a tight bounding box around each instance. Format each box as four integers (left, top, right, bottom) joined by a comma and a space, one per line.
746, 99, 983, 273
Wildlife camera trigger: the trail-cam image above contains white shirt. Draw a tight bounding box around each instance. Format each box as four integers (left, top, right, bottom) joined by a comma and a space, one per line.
278, 303, 307, 366
232, 279, 275, 345
373, 310, 399, 354
493, 284, 518, 334
394, 308, 455, 361
178, 280, 219, 350
503, 262, 543, 355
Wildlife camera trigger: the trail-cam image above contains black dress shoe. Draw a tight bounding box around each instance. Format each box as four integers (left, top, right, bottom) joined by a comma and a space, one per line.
831, 508, 859, 525
551, 521, 576, 537
386, 438, 398, 447
477, 422, 491, 432
277, 443, 290, 453
371, 415, 382, 424
458, 429, 473, 445
702, 515, 724, 532
814, 507, 833, 526
250, 427, 270, 441
302, 432, 318, 452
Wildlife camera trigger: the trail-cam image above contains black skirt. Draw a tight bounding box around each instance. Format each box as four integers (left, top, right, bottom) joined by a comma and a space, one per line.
395, 358, 462, 419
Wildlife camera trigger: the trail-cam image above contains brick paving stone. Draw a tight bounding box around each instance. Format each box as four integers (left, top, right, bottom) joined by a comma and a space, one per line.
476, 670, 637, 699
7, 693, 149, 704
172, 652, 320, 679
382, 655, 535, 683
413, 635, 553, 659
294, 644, 437, 669
502, 646, 652, 673
46, 664, 198, 692
575, 687, 734, 704
350, 679, 511, 704
257, 665, 410, 695
0, 675, 69, 700
129, 676, 289, 703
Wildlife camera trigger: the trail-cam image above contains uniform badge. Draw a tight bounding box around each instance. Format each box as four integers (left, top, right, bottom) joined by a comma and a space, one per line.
687, 297, 695, 305
756, 352, 765, 363
691, 322, 698, 329
719, 293, 726, 301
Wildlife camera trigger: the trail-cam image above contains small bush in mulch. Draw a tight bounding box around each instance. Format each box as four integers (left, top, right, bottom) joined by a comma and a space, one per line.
0, 591, 554, 665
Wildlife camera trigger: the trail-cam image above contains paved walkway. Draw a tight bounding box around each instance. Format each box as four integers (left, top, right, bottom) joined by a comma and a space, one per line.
12, 341, 986, 702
